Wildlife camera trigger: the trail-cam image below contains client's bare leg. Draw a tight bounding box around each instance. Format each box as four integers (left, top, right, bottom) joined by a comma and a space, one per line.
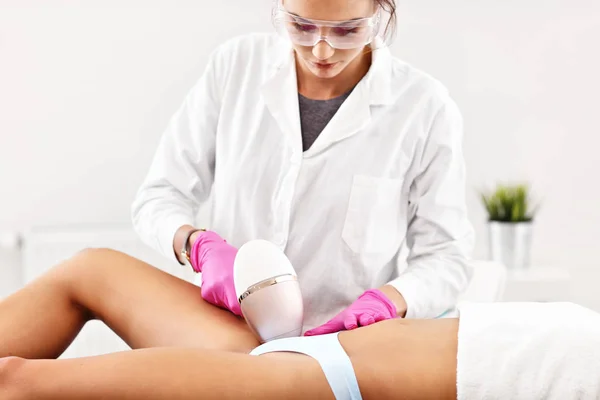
0, 248, 259, 359
0, 317, 460, 400
1, 348, 332, 400
341, 318, 459, 400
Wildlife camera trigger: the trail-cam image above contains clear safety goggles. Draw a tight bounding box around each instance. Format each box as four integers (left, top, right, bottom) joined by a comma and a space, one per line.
271, 2, 380, 50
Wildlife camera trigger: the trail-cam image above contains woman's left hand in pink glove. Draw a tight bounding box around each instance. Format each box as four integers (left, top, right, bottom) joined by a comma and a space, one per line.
304, 289, 397, 336
190, 230, 242, 317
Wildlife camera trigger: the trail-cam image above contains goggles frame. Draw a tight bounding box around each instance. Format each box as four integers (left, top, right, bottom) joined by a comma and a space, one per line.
271, 0, 381, 50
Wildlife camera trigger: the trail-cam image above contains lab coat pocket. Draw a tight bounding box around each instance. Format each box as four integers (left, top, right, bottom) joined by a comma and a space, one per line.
342, 175, 406, 261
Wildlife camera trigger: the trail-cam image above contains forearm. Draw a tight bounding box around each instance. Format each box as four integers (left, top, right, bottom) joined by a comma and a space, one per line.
172, 224, 199, 265
377, 284, 408, 318
388, 253, 472, 319
14, 348, 329, 400
131, 49, 221, 263
131, 187, 198, 262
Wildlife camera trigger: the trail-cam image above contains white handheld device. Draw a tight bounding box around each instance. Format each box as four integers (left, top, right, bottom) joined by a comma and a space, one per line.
233, 239, 304, 343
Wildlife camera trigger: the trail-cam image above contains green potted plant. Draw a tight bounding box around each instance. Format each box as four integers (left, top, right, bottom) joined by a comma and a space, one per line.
481, 184, 538, 269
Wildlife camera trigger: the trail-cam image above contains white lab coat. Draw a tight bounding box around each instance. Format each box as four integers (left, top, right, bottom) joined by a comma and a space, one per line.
132, 33, 474, 329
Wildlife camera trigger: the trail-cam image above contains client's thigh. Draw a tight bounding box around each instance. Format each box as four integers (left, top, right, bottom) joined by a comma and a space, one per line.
249, 319, 460, 400
340, 318, 459, 400
61, 248, 260, 352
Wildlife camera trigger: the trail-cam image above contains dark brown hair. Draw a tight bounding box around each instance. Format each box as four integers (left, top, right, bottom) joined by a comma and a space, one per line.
374, 0, 397, 43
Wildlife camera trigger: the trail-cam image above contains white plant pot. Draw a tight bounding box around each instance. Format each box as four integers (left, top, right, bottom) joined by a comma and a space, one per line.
488, 221, 533, 269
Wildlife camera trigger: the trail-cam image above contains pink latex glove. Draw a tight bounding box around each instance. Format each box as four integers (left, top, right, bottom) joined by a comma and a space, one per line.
304, 289, 397, 336
190, 231, 242, 317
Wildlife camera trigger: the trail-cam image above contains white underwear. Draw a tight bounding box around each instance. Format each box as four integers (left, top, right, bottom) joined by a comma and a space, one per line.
250, 332, 362, 400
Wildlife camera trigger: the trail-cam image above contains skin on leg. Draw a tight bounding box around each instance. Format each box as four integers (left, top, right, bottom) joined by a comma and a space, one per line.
339, 318, 459, 400
0, 248, 260, 359
3, 318, 459, 400
9, 349, 333, 400
0, 356, 27, 400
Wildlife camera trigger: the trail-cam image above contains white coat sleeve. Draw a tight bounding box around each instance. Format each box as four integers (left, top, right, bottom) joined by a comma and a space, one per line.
388, 98, 475, 319
131, 49, 223, 263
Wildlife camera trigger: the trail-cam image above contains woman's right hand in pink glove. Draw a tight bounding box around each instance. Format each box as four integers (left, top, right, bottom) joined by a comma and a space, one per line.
190, 231, 242, 317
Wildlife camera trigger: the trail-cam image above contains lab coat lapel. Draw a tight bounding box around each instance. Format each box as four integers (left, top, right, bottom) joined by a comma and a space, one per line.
260, 37, 394, 156
304, 39, 394, 158
303, 82, 372, 157
260, 42, 303, 151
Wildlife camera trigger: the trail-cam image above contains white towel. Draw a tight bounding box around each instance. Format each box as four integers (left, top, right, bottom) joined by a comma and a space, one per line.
457, 302, 600, 400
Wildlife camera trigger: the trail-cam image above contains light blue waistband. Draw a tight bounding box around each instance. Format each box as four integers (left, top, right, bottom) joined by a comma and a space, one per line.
250, 332, 362, 400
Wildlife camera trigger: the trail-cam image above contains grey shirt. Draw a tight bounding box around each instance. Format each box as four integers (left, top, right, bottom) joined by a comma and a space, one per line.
298, 90, 353, 151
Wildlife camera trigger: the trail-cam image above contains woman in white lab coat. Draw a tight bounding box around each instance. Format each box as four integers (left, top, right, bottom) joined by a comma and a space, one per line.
131, 0, 474, 334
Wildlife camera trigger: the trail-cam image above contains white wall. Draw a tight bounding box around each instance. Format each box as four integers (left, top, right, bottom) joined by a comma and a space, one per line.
1, 1, 600, 306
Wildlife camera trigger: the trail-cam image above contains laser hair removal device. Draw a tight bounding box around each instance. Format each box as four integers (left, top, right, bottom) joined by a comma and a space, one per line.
233, 239, 304, 343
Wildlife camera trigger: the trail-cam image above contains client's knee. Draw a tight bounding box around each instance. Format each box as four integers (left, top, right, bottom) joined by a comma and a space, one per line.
42, 247, 100, 283
44, 248, 124, 309
0, 357, 28, 399
0, 356, 24, 380
52, 247, 123, 279
71, 247, 120, 265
